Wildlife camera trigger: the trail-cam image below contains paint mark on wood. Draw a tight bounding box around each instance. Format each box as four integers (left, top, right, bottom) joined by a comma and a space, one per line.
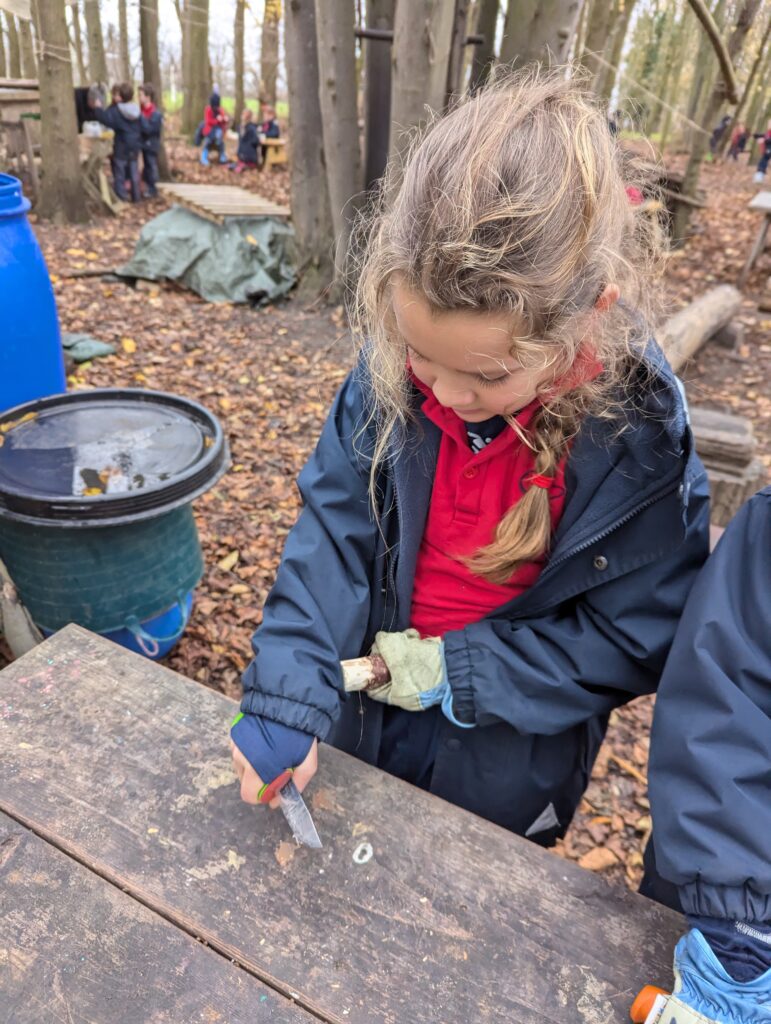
274, 841, 295, 869
352, 841, 373, 865
185, 849, 245, 880
311, 787, 343, 814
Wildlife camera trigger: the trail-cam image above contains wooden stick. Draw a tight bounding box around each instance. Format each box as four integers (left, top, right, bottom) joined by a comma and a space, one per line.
341, 654, 390, 692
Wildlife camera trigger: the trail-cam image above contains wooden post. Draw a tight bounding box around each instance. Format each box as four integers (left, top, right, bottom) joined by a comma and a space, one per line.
233, 0, 245, 125
363, 0, 394, 190
468, 0, 498, 93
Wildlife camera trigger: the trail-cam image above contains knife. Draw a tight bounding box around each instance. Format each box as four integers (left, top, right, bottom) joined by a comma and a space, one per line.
276, 777, 323, 848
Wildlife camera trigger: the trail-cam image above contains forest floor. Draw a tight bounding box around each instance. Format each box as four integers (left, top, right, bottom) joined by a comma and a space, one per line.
9, 139, 771, 892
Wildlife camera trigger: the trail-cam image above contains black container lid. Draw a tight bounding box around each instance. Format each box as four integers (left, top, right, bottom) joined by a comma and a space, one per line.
0, 389, 229, 527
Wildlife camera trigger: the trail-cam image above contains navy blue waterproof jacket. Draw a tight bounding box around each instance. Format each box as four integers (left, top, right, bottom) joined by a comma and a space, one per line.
237, 123, 260, 164
92, 102, 142, 160
649, 487, 771, 923
241, 346, 710, 832
140, 108, 163, 155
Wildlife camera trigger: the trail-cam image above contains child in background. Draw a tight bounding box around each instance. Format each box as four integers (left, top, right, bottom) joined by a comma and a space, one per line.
753, 120, 771, 182
728, 122, 748, 161
257, 103, 280, 165
231, 108, 259, 173
200, 92, 229, 166
89, 82, 142, 202
643, 488, 771, 1021
139, 83, 163, 198
230, 67, 711, 1006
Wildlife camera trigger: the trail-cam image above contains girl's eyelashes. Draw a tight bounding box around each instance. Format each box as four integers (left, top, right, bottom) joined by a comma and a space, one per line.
474, 372, 509, 387
408, 345, 510, 386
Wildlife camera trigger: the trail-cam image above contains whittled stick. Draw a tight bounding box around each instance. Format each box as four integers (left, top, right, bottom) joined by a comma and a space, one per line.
341, 654, 391, 692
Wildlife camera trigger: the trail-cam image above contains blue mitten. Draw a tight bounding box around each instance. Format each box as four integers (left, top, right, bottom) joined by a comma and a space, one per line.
661, 929, 771, 1023
231, 712, 314, 803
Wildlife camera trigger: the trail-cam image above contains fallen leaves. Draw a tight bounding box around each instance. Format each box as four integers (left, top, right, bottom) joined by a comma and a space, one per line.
217, 551, 240, 572
578, 847, 619, 872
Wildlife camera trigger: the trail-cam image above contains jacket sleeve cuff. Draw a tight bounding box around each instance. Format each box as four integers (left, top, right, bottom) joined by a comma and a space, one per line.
442, 631, 478, 726
240, 689, 337, 742
679, 880, 771, 923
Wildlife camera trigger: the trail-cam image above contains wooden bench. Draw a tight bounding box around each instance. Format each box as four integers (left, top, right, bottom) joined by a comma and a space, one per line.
0, 626, 684, 1023
263, 136, 287, 169
738, 191, 771, 287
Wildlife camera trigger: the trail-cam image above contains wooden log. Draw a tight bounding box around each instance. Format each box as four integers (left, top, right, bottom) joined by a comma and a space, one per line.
689, 406, 756, 469
658, 285, 742, 372
707, 459, 767, 527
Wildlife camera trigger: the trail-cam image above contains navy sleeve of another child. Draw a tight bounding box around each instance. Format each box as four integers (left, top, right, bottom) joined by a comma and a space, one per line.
649, 487, 771, 923
239, 362, 378, 740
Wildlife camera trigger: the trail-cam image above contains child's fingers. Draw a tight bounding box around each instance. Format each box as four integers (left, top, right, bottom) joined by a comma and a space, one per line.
292, 738, 319, 795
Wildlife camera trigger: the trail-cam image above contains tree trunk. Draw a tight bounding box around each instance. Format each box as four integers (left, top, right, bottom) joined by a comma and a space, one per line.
674, 0, 763, 242
720, 11, 771, 158
658, 23, 692, 152
646, 5, 681, 133
314, 0, 361, 278
364, 0, 394, 190
69, 2, 88, 85
19, 19, 37, 79
260, 0, 280, 105
140, 0, 170, 180
83, 0, 108, 83
284, 0, 334, 297
468, 0, 498, 92
118, 0, 130, 80
5, 14, 21, 79
446, 0, 470, 102
33, 0, 89, 223
578, 0, 615, 84
233, 0, 245, 124
182, 0, 209, 137
390, 0, 455, 162
0, 21, 6, 78
596, 0, 636, 103
499, 0, 582, 68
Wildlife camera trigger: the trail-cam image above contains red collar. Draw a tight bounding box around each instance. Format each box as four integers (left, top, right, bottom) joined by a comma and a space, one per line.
141, 102, 156, 116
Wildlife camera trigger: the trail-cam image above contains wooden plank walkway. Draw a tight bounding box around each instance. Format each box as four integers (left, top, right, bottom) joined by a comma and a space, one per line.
0, 626, 684, 1023
157, 182, 291, 224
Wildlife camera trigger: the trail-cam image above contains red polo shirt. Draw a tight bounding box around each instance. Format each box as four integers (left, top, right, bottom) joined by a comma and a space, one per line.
409, 392, 568, 638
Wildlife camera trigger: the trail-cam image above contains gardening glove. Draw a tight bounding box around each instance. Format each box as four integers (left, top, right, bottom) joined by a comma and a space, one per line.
230, 711, 315, 805
634, 929, 771, 1023
365, 629, 448, 712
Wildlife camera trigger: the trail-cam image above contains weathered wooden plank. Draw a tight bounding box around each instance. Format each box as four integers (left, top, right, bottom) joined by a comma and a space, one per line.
0, 811, 315, 1023
156, 182, 290, 219
0, 626, 684, 1024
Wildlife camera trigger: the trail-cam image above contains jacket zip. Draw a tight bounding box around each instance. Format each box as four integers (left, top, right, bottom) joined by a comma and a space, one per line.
539, 481, 680, 581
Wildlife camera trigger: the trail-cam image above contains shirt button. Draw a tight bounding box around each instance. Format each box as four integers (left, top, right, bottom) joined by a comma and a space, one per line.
593, 555, 609, 571
446, 737, 462, 751
463, 466, 479, 479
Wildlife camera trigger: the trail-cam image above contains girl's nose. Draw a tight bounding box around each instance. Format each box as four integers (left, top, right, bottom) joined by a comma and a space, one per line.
432, 377, 475, 409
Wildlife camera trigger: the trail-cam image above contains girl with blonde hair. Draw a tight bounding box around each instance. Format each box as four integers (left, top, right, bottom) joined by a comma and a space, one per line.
231, 69, 709, 851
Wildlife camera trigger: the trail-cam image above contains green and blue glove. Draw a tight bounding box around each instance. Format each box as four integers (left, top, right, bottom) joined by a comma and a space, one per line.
635, 928, 771, 1023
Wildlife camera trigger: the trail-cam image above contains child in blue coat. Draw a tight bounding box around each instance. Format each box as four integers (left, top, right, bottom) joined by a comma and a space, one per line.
231, 65, 712, 993
139, 83, 163, 198
641, 488, 771, 1022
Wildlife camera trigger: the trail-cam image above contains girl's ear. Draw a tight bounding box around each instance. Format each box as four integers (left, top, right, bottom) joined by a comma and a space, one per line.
594, 283, 620, 313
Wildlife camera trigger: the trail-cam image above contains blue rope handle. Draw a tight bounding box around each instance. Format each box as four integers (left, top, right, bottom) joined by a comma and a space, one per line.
125, 594, 191, 658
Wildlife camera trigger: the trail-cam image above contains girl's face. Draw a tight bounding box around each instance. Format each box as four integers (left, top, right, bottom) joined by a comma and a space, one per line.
392, 282, 555, 422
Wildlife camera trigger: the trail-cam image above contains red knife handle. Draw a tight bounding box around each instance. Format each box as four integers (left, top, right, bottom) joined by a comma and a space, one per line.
258, 768, 293, 804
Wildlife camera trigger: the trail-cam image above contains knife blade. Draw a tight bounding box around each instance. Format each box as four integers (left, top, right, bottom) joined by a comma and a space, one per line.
277, 778, 323, 848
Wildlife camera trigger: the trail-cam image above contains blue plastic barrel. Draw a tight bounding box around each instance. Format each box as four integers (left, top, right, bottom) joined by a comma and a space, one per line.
0, 173, 66, 414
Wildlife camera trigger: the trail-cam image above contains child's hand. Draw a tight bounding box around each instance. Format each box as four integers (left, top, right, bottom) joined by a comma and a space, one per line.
366, 629, 448, 712
229, 712, 317, 807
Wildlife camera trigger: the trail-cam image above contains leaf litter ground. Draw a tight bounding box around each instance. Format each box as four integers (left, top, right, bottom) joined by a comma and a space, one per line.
8, 149, 770, 892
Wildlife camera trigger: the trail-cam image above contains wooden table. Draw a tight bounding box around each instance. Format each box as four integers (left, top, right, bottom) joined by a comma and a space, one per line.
0, 626, 684, 1023
738, 190, 771, 287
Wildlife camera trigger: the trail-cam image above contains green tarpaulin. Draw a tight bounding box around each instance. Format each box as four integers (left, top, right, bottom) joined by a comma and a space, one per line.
117, 206, 296, 305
